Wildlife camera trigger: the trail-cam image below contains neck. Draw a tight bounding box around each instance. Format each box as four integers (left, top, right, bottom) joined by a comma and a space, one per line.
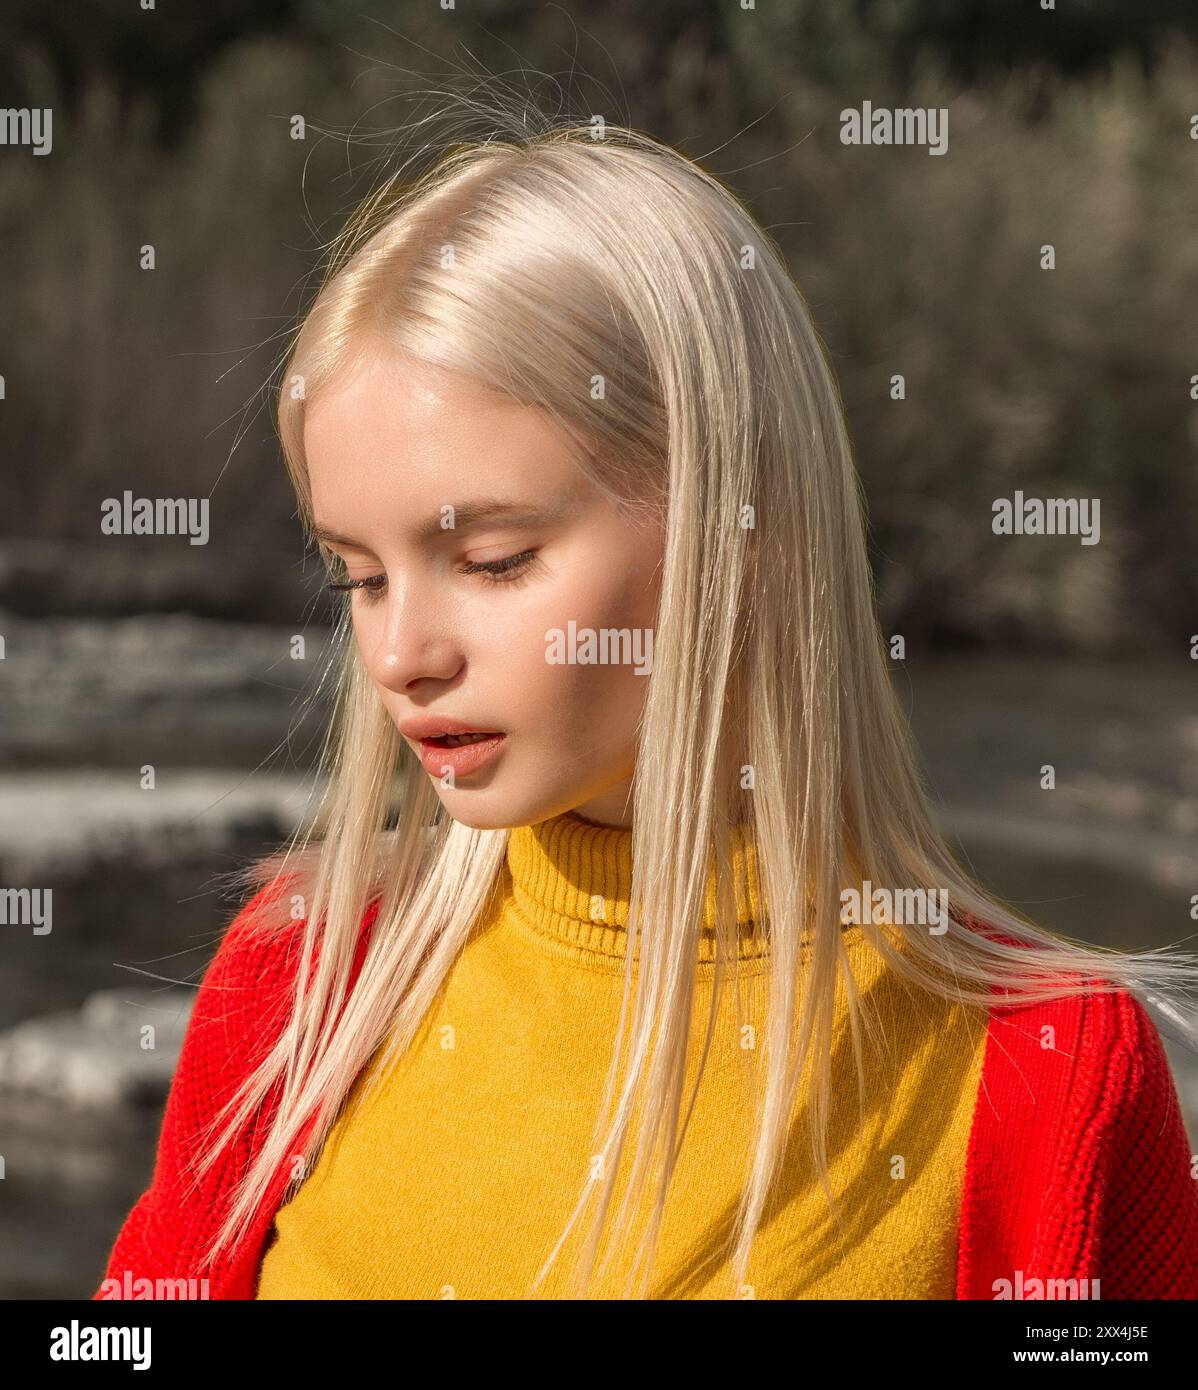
503, 809, 769, 967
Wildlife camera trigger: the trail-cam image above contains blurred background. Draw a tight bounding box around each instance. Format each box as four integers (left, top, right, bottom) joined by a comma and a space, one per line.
1, 0, 1196, 1298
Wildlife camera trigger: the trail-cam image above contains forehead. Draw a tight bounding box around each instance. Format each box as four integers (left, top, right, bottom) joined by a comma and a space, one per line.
303, 347, 588, 516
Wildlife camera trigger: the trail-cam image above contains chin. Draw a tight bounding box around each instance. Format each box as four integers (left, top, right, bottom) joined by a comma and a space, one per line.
436, 784, 572, 833
435, 799, 527, 833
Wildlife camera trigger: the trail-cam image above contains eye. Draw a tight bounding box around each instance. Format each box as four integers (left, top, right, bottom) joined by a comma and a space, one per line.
324, 550, 540, 602
457, 549, 539, 585
326, 573, 386, 602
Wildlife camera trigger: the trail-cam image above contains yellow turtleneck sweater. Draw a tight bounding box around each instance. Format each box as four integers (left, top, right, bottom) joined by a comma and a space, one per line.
255, 812, 987, 1299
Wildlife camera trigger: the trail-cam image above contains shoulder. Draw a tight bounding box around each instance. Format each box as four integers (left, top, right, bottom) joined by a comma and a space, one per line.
187, 877, 381, 1067
960, 914, 1176, 1114
968, 919, 1181, 1143
186, 879, 306, 1055
979, 986, 1178, 1154
93, 877, 382, 1298
959, 927, 1198, 1297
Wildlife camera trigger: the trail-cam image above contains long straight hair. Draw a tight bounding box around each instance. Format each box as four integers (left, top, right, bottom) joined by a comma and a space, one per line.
193, 114, 1198, 1299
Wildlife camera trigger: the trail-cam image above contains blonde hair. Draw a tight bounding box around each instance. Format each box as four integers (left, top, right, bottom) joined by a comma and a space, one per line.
193, 111, 1198, 1299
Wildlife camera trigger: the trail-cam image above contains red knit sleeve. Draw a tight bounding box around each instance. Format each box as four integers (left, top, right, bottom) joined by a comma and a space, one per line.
1085, 991, 1198, 1298
92, 879, 303, 1299
958, 975, 1198, 1299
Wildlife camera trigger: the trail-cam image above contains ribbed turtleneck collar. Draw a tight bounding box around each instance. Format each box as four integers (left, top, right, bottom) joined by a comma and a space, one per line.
504, 810, 770, 969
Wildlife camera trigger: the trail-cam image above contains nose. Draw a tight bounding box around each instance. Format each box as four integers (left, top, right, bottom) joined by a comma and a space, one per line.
357, 569, 462, 693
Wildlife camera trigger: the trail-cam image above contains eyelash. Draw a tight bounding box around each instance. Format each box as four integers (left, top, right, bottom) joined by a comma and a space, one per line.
326, 549, 539, 600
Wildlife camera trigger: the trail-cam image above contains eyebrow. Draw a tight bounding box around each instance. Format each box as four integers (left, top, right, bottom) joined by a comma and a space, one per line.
313, 498, 571, 549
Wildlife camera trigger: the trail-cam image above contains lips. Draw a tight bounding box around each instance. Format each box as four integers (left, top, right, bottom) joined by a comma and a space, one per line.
406, 725, 508, 779
424, 731, 502, 748
397, 715, 506, 741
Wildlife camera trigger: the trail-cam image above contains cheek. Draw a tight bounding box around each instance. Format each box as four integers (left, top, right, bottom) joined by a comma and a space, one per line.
524, 654, 647, 774
347, 602, 387, 664
525, 561, 658, 739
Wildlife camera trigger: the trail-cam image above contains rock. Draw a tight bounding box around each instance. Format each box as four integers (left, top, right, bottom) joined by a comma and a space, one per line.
0, 988, 193, 1112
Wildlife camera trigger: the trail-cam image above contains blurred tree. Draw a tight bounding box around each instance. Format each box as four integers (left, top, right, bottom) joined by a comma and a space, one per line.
0, 0, 294, 145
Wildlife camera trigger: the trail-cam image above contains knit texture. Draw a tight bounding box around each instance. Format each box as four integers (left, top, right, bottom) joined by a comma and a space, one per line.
93, 813, 1198, 1299
254, 812, 985, 1298
956, 963, 1198, 1298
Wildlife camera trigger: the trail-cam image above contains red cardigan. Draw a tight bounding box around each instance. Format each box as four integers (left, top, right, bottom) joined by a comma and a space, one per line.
93, 888, 1198, 1299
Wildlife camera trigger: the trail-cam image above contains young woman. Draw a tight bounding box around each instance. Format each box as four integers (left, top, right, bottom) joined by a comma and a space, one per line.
96, 117, 1198, 1301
